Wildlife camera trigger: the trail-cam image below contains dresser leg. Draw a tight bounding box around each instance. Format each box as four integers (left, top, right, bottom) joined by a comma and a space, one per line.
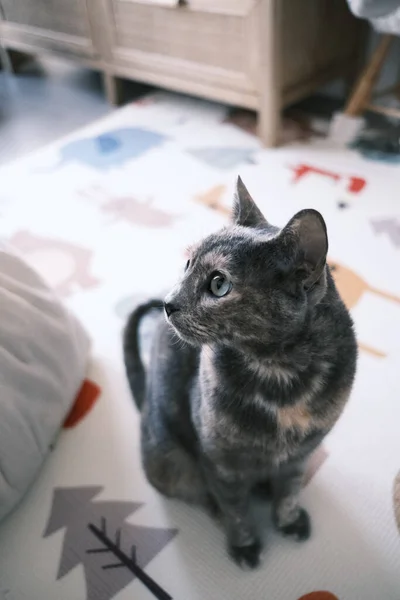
257, 0, 281, 147
103, 72, 124, 106
258, 99, 280, 148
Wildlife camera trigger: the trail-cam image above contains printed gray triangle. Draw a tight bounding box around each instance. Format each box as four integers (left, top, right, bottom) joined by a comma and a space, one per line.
44, 486, 104, 536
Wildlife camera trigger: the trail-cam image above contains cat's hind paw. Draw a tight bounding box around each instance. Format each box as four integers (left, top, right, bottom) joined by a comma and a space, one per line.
229, 539, 263, 570
277, 507, 311, 541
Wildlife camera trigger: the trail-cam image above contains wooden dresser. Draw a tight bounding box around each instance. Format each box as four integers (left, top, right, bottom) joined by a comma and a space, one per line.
0, 0, 367, 146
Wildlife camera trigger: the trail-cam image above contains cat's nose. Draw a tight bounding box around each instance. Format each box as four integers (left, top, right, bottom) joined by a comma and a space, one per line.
164, 302, 179, 317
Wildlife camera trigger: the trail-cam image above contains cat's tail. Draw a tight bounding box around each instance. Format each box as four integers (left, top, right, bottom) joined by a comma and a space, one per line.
123, 299, 164, 411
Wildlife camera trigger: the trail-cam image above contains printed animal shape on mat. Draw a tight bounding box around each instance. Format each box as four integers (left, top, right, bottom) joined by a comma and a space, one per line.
298, 593, 339, 600
194, 185, 230, 217
55, 128, 167, 171
329, 261, 400, 310
79, 186, 179, 229
102, 196, 177, 228
188, 147, 256, 169
393, 470, 400, 535
63, 379, 101, 428
329, 261, 400, 358
8, 231, 99, 296
44, 487, 177, 600
290, 164, 366, 194
371, 218, 400, 248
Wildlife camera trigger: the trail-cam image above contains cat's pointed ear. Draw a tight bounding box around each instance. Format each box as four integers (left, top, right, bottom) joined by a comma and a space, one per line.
281, 209, 328, 288
233, 176, 267, 228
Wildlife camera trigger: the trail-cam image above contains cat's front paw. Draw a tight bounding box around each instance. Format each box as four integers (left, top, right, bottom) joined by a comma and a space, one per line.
277, 507, 311, 541
229, 539, 263, 570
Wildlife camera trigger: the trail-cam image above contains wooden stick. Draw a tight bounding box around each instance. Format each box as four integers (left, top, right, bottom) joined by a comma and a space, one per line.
345, 34, 393, 117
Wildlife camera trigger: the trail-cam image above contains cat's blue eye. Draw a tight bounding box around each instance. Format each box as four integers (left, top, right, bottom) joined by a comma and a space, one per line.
209, 272, 232, 297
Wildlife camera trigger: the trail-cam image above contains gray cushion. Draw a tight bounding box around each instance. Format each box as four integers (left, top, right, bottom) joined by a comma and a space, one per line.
0, 249, 90, 521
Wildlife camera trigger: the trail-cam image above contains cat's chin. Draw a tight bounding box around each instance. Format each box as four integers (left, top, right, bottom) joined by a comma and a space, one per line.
167, 321, 205, 347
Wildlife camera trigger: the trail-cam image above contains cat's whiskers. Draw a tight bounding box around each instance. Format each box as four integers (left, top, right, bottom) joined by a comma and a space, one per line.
169, 333, 187, 351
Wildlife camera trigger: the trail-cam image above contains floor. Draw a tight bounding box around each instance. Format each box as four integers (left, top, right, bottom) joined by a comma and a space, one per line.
0, 55, 150, 166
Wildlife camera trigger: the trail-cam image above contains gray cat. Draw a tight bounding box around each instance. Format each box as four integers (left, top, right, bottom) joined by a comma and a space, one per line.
123, 177, 357, 569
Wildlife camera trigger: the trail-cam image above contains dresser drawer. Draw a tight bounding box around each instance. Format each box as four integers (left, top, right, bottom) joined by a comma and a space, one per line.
2, 0, 89, 37
108, 0, 257, 98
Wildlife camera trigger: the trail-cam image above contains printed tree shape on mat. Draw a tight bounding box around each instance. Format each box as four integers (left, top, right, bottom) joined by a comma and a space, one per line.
371, 218, 400, 248
393, 471, 400, 535
80, 186, 178, 228
289, 164, 366, 194
43, 487, 177, 600
8, 231, 99, 296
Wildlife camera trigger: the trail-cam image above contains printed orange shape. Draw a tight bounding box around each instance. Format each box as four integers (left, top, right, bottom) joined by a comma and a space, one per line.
195, 185, 229, 217
329, 261, 400, 311
63, 379, 101, 428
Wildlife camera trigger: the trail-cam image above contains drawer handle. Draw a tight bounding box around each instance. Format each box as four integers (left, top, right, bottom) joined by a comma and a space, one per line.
177, 0, 188, 6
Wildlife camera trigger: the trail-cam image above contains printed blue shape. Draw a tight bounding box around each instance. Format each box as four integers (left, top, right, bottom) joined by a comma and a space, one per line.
188, 147, 256, 169
97, 134, 121, 154
57, 128, 167, 170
